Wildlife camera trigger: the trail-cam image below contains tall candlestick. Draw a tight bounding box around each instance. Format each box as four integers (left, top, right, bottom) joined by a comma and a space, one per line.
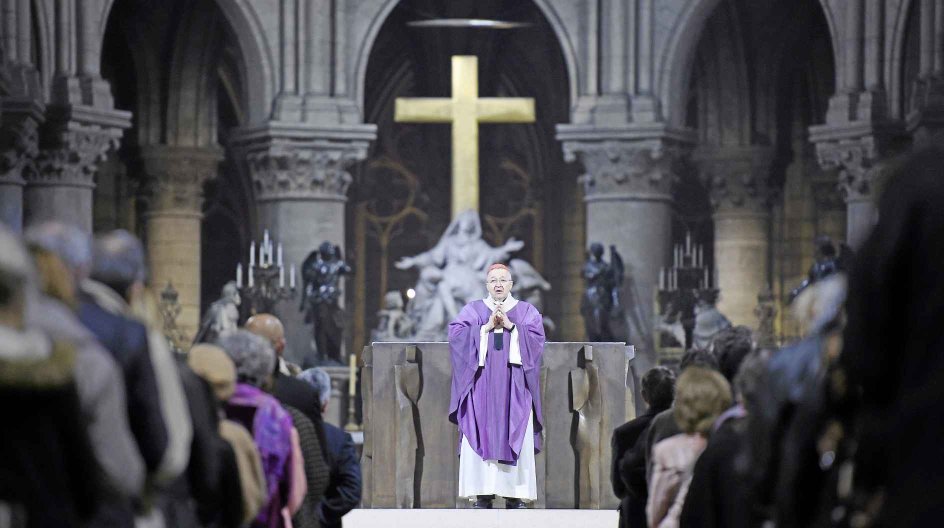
249, 241, 255, 267
236, 263, 243, 288
277, 243, 283, 267
248, 265, 254, 288
290, 264, 296, 289
704, 267, 710, 289
279, 266, 285, 288
263, 229, 269, 248
348, 354, 357, 396
686, 232, 692, 256
659, 268, 665, 290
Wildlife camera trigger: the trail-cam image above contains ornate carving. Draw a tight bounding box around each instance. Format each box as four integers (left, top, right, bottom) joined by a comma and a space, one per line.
570, 345, 604, 509
0, 99, 42, 184
245, 143, 368, 201
695, 147, 774, 212
562, 140, 681, 200
394, 345, 422, 509
140, 146, 222, 212
811, 126, 905, 204
33, 115, 126, 188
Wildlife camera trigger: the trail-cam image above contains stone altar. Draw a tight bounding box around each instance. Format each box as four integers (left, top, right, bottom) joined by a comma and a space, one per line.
359, 341, 635, 509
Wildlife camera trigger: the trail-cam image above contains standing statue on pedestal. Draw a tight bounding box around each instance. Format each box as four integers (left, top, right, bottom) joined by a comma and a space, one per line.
396, 211, 523, 339
300, 241, 352, 365
581, 243, 624, 341
788, 235, 846, 303
194, 281, 240, 344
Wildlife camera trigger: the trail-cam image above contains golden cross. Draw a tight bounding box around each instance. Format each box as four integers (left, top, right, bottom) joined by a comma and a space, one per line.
395, 55, 536, 218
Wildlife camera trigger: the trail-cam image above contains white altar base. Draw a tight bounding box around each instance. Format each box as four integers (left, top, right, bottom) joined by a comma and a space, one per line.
345, 509, 618, 528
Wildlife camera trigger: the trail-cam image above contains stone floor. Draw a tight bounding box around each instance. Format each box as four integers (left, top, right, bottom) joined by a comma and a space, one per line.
345, 509, 618, 528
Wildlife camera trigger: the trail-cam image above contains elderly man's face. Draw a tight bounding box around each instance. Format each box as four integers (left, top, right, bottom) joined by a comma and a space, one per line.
486, 268, 513, 301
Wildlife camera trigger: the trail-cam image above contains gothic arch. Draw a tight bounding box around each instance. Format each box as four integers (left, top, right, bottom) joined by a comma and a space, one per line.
351, 0, 578, 118
888, 0, 917, 119
660, 0, 840, 128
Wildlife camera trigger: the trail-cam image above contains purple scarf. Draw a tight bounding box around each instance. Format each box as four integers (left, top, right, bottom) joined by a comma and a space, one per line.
229, 383, 293, 525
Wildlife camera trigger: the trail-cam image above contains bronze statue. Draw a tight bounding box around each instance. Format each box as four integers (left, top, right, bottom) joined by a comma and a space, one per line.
788, 236, 847, 303
581, 243, 624, 341
300, 241, 352, 365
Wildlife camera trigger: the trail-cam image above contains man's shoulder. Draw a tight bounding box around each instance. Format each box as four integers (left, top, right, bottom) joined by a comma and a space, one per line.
614, 414, 654, 441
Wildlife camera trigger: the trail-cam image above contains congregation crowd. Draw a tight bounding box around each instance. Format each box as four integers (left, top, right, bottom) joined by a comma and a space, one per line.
0, 222, 361, 528
611, 147, 944, 528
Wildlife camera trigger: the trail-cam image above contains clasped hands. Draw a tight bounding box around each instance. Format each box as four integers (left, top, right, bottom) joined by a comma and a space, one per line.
485, 305, 514, 332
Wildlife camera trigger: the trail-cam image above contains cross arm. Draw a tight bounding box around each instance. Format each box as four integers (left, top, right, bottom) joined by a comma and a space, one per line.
477, 98, 536, 123
394, 98, 454, 123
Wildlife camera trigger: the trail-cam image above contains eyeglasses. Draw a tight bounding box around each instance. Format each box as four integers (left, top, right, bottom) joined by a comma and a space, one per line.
486, 279, 513, 285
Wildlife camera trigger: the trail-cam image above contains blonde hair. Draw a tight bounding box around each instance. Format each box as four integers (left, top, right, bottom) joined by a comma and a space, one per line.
673, 367, 732, 435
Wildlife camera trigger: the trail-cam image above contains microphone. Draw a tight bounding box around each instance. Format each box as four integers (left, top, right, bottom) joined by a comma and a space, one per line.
494, 327, 503, 350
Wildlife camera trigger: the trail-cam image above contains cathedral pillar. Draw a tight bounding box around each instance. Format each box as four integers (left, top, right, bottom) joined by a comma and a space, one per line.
233, 122, 374, 368
558, 129, 689, 373
697, 146, 774, 329
26, 107, 130, 231
140, 146, 222, 338
0, 98, 42, 232
810, 129, 903, 249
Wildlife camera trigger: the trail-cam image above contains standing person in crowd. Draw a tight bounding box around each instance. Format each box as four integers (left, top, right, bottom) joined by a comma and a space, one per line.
189, 343, 267, 528
23, 223, 145, 525
612, 367, 675, 528
246, 314, 331, 528
680, 348, 772, 528
299, 368, 363, 528
87, 230, 193, 490
647, 367, 731, 528
643, 349, 718, 479
219, 330, 307, 527
0, 225, 102, 527
841, 147, 944, 526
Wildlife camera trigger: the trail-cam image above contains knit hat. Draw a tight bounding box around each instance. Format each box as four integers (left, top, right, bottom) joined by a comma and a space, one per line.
188, 343, 237, 401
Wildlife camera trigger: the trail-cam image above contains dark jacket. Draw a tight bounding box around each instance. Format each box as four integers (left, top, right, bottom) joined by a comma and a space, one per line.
286, 406, 331, 528
680, 417, 755, 528
272, 371, 329, 461
77, 297, 169, 473
612, 409, 660, 528
643, 407, 681, 481
317, 423, 362, 528
0, 340, 102, 527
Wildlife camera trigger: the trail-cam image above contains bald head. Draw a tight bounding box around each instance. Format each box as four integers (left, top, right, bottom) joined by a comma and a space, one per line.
245, 313, 286, 356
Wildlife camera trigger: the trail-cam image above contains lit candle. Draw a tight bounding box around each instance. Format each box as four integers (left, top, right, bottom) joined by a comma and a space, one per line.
348, 353, 357, 396
263, 229, 269, 248
686, 232, 692, 256
249, 241, 255, 267
277, 243, 283, 267
248, 265, 254, 288
659, 268, 665, 290
290, 264, 296, 289
236, 263, 243, 288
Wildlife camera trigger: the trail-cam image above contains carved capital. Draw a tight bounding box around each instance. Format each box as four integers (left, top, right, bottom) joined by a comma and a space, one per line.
245, 143, 366, 201
562, 140, 683, 201
815, 137, 889, 204
0, 97, 44, 185
695, 146, 774, 212
231, 122, 375, 203
32, 106, 131, 188
140, 146, 223, 213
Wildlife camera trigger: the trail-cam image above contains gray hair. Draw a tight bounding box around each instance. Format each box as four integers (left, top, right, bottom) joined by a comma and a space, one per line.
298, 368, 332, 408
733, 348, 773, 409
91, 230, 147, 290
23, 222, 93, 276
218, 330, 275, 388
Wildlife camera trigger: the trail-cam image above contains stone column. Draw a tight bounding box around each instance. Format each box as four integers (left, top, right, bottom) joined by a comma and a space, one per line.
233, 122, 374, 368
696, 146, 774, 329
810, 130, 902, 249
140, 145, 222, 338
558, 128, 690, 373
0, 97, 42, 232
26, 107, 130, 231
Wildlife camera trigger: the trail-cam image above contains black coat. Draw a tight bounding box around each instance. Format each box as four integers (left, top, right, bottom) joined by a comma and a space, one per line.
317, 423, 362, 528
77, 298, 169, 473
680, 417, 755, 528
272, 371, 329, 461
0, 342, 102, 527
612, 410, 659, 528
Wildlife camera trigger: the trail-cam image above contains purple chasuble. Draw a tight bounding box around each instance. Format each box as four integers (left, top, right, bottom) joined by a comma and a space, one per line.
448, 299, 545, 465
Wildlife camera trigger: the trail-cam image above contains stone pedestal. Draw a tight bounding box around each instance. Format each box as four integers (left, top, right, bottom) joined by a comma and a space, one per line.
233, 121, 374, 368
557, 126, 691, 373
697, 146, 774, 329
26, 105, 130, 231
141, 145, 222, 338
0, 97, 43, 232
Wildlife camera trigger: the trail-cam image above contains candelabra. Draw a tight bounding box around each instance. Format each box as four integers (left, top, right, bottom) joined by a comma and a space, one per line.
656, 232, 715, 350
236, 229, 297, 315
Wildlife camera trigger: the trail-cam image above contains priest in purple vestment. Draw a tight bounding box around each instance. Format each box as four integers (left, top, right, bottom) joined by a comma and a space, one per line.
448, 263, 545, 509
